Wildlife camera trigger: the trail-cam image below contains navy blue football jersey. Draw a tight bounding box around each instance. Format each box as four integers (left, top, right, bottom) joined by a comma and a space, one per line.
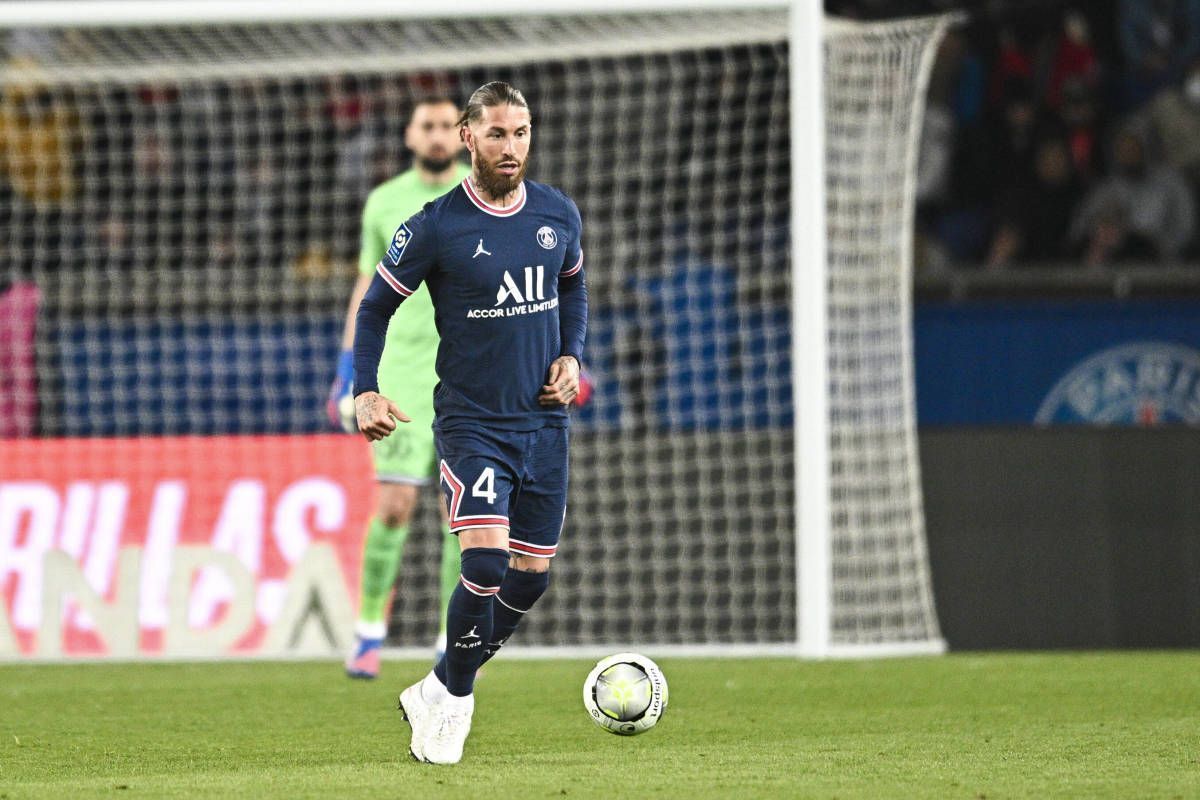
354, 178, 588, 431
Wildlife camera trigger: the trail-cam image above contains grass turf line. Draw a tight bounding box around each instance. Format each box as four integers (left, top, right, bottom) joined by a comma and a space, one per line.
1, 653, 1197, 799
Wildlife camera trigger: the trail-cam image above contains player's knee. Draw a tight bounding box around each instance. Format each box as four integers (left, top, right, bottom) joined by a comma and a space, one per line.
377, 484, 418, 528
380, 509, 408, 529
458, 547, 509, 596
510, 553, 551, 573
498, 565, 551, 614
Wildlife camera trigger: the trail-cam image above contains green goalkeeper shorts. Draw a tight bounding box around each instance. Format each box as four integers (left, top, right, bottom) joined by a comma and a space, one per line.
374, 349, 437, 483
371, 419, 438, 484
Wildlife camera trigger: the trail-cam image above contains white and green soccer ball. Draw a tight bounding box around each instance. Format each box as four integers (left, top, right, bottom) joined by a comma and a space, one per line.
582, 652, 668, 735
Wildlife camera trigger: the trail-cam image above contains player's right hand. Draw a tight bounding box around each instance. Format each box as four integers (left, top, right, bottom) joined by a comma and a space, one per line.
327, 349, 357, 432
354, 391, 411, 442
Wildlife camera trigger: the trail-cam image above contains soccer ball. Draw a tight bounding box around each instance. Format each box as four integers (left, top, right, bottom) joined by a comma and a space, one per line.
582, 652, 668, 735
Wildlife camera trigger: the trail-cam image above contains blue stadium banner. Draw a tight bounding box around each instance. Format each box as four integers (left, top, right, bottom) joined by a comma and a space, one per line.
915, 301, 1200, 426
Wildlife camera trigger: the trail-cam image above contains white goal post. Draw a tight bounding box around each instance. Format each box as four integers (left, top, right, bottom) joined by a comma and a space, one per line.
0, 1, 952, 660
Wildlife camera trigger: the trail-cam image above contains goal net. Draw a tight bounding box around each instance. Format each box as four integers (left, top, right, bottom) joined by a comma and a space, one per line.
0, 5, 949, 658
821, 16, 951, 654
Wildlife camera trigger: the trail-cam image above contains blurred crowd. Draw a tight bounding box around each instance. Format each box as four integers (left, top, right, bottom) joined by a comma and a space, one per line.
932, 1, 1200, 269
8, 3, 1200, 278
834, 0, 1200, 270
0, 80, 415, 282
0, 25, 445, 282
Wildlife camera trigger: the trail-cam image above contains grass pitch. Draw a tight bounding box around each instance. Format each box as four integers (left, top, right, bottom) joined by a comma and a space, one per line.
1, 653, 1197, 799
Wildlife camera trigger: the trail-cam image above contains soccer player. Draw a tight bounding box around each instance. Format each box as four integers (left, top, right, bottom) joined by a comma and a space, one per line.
330, 97, 472, 680
353, 81, 587, 765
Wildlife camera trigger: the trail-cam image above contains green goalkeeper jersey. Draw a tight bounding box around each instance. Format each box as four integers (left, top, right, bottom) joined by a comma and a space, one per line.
358, 163, 471, 411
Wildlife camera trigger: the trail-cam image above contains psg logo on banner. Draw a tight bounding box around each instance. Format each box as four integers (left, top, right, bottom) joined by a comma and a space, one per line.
536, 226, 557, 249
1035, 342, 1200, 426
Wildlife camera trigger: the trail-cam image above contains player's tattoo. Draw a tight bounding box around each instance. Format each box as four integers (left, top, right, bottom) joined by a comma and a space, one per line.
357, 393, 380, 424
355, 392, 382, 439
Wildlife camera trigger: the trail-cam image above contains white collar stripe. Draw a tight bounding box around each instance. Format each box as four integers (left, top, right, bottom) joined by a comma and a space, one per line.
462, 178, 526, 217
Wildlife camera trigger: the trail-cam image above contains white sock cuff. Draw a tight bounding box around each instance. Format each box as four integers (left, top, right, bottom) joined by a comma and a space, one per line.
443, 691, 475, 710
422, 670, 451, 704
355, 620, 387, 640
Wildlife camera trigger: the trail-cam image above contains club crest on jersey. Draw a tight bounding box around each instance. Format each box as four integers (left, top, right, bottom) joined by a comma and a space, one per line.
536, 226, 558, 249
386, 224, 412, 266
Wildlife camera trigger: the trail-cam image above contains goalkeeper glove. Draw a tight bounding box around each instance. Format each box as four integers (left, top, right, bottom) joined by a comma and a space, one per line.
327, 349, 357, 432
575, 367, 594, 409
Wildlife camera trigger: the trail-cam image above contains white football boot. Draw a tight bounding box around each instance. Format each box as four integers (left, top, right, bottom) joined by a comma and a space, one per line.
421, 692, 475, 765
398, 673, 445, 762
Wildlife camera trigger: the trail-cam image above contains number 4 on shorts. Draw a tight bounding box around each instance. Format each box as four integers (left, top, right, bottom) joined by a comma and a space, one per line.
472, 467, 497, 504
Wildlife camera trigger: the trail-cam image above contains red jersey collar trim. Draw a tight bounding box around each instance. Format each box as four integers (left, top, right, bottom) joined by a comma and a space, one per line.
462, 177, 526, 217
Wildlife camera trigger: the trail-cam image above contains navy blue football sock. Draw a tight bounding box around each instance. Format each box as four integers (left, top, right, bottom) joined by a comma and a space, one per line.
433, 547, 508, 696
480, 568, 550, 666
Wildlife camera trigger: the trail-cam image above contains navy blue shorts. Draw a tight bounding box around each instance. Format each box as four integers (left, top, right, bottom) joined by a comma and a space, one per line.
436, 424, 569, 559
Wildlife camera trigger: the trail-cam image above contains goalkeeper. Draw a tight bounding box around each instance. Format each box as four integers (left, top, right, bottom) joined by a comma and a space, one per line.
329, 96, 471, 679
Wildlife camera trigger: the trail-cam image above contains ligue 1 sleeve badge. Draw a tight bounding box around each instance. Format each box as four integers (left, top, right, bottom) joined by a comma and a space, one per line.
536, 226, 557, 249
387, 223, 412, 265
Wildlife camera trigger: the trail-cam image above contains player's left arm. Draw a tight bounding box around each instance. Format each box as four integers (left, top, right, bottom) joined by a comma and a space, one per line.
540, 200, 588, 407
354, 208, 436, 439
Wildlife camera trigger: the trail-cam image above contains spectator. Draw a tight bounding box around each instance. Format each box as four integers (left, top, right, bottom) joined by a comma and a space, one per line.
1141, 57, 1200, 186
928, 29, 987, 128
1045, 10, 1101, 109
1056, 76, 1104, 183
1117, 0, 1200, 109
929, 63, 1043, 263
1070, 125, 1195, 266
988, 24, 1037, 110
988, 80, 1042, 193
987, 134, 1082, 267
0, 34, 83, 208
919, 31, 967, 210
917, 102, 956, 208
915, 99, 963, 266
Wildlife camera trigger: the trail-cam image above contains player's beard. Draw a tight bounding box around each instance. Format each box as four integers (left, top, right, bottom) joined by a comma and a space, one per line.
473, 152, 527, 200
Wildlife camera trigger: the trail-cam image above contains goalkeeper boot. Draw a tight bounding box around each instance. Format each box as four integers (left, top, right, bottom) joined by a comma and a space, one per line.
344, 634, 382, 680
421, 692, 474, 765
399, 672, 446, 762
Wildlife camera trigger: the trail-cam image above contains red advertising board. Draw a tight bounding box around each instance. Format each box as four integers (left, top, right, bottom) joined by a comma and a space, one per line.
0, 435, 374, 658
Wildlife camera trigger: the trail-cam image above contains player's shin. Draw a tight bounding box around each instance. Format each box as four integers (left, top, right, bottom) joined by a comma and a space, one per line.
433, 547, 508, 696
438, 524, 460, 636
480, 567, 550, 666
357, 518, 410, 626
